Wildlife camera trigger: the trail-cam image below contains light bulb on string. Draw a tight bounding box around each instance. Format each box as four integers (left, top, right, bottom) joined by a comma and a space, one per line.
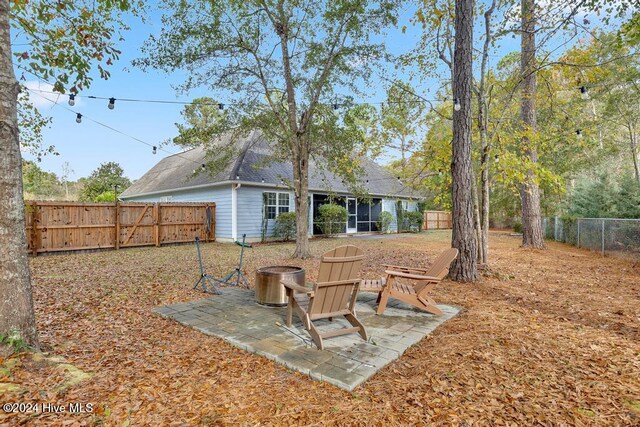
218, 103, 224, 110
68, 93, 76, 106
201, 164, 206, 171
453, 98, 461, 111
108, 97, 116, 110
152, 146, 157, 155
494, 154, 499, 162
580, 86, 589, 100
75, 113, 82, 124
333, 103, 339, 111
261, 178, 265, 183
576, 129, 582, 138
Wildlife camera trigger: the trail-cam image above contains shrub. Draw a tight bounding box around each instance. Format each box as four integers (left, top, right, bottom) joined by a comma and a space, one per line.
405, 211, 424, 232
377, 211, 394, 233
273, 212, 297, 241
513, 222, 523, 233
318, 204, 347, 236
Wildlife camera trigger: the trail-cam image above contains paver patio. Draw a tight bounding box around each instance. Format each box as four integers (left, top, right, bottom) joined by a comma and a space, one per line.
154, 287, 459, 391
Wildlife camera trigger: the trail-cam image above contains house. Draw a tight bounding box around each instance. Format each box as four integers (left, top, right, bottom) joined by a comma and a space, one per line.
119, 130, 419, 241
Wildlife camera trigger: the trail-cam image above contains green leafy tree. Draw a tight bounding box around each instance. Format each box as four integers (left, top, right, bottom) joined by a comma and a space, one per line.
616, 173, 640, 218
136, 0, 403, 258
379, 81, 425, 169
22, 160, 61, 199
80, 162, 131, 202
172, 97, 226, 148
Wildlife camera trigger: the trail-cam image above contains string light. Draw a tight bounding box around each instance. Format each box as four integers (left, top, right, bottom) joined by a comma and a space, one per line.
236, 175, 240, 180
576, 129, 582, 138
333, 103, 339, 111
201, 164, 206, 171
261, 178, 265, 183
453, 98, 461, 112
580, 86, 589, 99
218, 103, 224, 110
68, 93, 75, 106
75, 113, 82, 123
494, 154, 499, 162
108, 97, 116, 110
152, 146, 157, 154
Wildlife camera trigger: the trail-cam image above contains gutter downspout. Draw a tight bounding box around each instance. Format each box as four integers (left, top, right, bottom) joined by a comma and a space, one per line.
232, 183, 241, 241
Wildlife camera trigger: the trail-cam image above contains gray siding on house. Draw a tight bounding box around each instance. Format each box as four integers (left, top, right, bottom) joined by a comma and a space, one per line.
122, 185, 233, 239
382, 199, 399, 233
236, 185, 295, 240
382, 199, 417, 233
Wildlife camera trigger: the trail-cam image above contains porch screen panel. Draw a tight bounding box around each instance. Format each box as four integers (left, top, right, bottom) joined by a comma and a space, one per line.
371, 199, 382, 231
312, 194, 347, 235
357, 200, 370, 232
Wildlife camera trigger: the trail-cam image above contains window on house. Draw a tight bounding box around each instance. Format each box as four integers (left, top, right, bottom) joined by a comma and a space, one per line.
265, 192, 290, 219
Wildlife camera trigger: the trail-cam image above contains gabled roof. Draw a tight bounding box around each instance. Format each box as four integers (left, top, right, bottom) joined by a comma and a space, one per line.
120, 130, 416, 199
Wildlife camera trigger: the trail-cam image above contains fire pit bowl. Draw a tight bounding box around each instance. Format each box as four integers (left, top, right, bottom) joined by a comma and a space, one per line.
255, 266, 305, 307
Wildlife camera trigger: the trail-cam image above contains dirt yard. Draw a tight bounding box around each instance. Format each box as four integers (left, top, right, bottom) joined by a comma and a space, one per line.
1, 231, 639, 425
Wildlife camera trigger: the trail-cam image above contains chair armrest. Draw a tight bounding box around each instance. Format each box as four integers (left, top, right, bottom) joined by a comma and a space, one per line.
385, 270, 441, 281
281, 279, 314, 296
382, 263, 429, 273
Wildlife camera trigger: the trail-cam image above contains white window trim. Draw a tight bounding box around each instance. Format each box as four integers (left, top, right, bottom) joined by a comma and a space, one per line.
264, 191, 291, 220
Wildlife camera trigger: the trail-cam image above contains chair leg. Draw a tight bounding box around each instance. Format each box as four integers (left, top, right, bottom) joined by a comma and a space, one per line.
344, 313, 368, 341
376, 292, 382, 304
307, 322, 324, 350
417, 295, 443, 315
377, 275, 393, 315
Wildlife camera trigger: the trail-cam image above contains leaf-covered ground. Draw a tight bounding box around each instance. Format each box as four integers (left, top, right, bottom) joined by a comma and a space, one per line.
1, 231, 639, 425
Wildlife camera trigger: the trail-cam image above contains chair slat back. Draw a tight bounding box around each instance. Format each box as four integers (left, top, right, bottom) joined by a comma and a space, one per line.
423, 248, 459, 280
309, 245, 364, 316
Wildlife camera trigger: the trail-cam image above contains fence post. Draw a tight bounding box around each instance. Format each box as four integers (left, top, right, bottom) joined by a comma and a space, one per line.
154, 203, 160, 247
114, 200, 120, 250
577, 219, 581, 248
601, 219, 605, 256
30, 202, 39, 256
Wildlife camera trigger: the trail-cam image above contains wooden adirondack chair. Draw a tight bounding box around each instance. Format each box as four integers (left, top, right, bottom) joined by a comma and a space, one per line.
360, 248, 458, 316
281, 245, 368, 350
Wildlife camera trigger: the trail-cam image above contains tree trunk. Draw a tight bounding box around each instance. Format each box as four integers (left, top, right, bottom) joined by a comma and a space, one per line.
519, 0, 545, 249
292, 136, 311, 259
450, 0, 478, 282
0, 0, 39, 348
629, 126, 640, 185
480, 128, 490, 265
470, 168, 483, 263
477, 0, 494, 266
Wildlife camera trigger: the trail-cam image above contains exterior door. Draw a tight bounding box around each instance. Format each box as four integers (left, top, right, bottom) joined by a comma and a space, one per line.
347, 197, 357, 233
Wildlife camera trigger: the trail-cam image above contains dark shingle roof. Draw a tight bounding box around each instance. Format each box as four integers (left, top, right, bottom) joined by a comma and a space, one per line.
120, 131, 415, 198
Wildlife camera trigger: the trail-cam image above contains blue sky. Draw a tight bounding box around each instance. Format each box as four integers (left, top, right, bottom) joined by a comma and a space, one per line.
17, 2, 599, 182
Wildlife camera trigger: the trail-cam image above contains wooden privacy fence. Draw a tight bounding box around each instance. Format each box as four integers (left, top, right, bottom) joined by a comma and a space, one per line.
25, 201, 215, 255
423, 211, 452, 230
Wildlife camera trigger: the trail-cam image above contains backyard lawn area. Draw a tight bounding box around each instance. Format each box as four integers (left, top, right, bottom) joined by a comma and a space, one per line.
1, 231, 639, 425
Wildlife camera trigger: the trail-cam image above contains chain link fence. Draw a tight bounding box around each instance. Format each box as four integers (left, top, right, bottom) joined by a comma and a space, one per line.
543, 217, 640, 258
